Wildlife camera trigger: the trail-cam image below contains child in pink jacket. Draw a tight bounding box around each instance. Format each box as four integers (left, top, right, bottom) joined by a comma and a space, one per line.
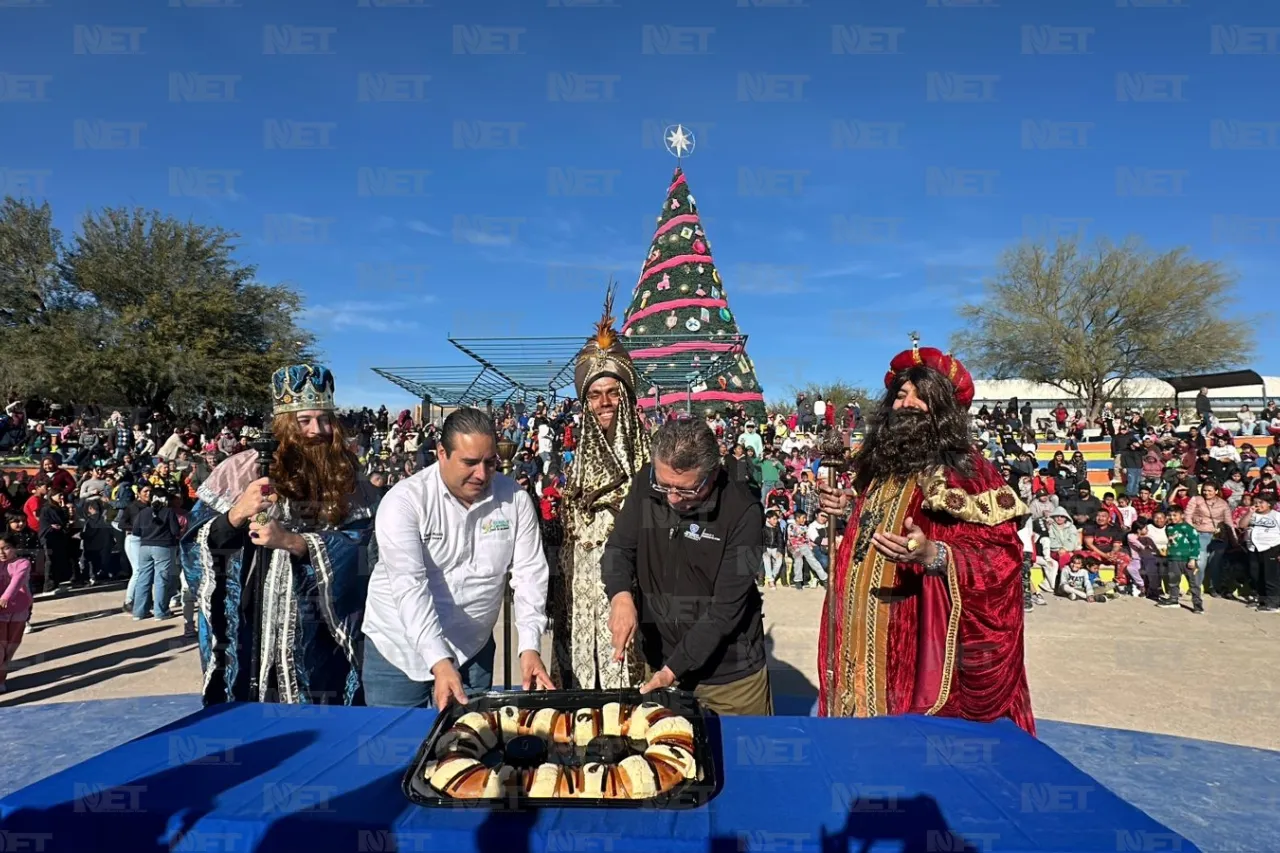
0, 532, 32, 692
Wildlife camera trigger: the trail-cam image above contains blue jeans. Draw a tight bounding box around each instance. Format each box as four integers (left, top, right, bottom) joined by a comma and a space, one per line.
791, 546, 828, 584
1195, 532, 1214, 591
1125, 469, 1142, 497
132, 545, 174, 619
361, 635, 496, 708
123, 534, 141, 605
762, 548, 784, 582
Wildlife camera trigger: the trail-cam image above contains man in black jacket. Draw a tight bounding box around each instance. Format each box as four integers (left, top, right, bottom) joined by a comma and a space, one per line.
1061, 483, 1103, 529
1195, 387, 1214, 430
602, 418, 771, 716
1118, 436, 1145, 497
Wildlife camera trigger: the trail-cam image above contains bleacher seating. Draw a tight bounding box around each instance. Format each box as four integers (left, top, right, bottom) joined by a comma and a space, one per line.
1035, 434, 1277, 494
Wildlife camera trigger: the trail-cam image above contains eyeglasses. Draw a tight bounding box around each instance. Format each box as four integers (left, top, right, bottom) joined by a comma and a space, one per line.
650, 468, 709, 499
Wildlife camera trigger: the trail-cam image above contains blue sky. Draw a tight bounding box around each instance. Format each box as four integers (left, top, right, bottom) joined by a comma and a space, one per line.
3, 0, 1279, 409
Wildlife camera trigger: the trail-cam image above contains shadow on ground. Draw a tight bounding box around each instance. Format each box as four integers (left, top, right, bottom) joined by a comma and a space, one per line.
0, 635, 196, 707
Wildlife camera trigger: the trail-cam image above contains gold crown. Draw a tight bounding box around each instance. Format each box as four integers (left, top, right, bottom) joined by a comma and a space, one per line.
271, 363, 336, 415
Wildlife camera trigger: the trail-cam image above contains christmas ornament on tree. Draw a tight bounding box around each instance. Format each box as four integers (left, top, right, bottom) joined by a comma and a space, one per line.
619, 129, 766, 420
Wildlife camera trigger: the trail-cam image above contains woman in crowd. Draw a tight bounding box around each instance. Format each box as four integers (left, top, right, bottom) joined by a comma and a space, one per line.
0, 533, 32, 692
131, 488, 182, 625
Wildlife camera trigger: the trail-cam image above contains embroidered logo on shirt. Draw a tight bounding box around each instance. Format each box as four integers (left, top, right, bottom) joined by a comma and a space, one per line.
481, 518, 511, 534
682, 523, 720, 542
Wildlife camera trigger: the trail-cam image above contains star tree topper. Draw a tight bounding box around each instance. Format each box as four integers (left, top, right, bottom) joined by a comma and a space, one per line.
664, 124, 695, 160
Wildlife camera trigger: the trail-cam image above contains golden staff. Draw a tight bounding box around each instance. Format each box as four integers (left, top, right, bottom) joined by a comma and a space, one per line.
818, 426, 849, 712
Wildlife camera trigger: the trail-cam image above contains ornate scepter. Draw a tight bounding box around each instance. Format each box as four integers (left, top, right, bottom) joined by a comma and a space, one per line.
245, 435, 279, 703
818, 425, 849, 714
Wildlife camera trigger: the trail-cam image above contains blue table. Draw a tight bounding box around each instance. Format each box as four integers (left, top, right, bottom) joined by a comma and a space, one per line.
0, 703, 1194, 853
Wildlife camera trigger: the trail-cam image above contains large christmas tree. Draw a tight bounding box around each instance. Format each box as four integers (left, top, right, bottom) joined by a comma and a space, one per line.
620, 166, 766, 422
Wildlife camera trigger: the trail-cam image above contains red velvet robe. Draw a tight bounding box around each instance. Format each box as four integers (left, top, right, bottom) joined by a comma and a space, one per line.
817, 454, 1036, 735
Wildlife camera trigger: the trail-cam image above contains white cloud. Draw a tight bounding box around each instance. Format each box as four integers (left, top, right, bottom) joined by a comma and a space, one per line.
301, 297, 433, 334
406, 220, 444, 237
810, 263, 879, 280
453, 227, 514, 247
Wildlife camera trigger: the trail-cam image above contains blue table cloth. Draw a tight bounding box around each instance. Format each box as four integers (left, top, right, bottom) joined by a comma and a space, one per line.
0, 703, 1194, 853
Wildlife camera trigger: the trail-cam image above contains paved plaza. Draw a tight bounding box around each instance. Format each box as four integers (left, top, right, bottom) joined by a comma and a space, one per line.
4, 582, 1278, 753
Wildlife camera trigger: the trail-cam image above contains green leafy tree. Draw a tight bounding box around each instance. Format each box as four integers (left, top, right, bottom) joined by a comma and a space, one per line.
952, 239, 1255, 418
0, 197, 83, 396
0, 198, 317, 411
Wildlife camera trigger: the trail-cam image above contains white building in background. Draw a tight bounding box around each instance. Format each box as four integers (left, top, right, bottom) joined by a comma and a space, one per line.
972, 377, 1280, 412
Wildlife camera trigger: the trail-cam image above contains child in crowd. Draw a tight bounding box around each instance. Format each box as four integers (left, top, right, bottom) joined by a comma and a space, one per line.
1131, 486, 1159, 522
1160, 506, 1203, 613
1245, 493, 1280, 613
1102, 493, 1122, 526
1114, 494, 1138, 530
1128, 520, 1161, 600
761, 510, 785, 589
786, 510, 827, 589
1062, 553, 1105, 602
0, 532, 32, 692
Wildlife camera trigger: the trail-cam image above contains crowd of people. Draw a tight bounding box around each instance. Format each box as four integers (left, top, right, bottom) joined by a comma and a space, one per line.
976, 392, 1280, 616
1, 349, 1279, 724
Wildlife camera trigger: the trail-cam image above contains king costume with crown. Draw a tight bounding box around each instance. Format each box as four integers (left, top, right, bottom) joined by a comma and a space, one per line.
817, 343, 1036, 734
180, 364, 380, 705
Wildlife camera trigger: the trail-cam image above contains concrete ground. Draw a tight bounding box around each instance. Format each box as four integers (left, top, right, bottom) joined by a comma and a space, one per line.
3, 581, 1278, 752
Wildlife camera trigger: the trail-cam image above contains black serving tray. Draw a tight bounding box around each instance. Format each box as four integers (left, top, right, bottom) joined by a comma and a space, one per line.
401, 687, 720, 810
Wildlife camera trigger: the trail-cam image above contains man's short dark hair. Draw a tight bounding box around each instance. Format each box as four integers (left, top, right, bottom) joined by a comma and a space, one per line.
440, 407, 496, 454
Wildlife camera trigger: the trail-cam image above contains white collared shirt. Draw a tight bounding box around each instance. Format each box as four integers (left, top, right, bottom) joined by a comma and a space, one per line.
362, 464, 548, 681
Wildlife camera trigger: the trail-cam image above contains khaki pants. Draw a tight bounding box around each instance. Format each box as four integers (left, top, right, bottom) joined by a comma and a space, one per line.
647, 662, 774, 716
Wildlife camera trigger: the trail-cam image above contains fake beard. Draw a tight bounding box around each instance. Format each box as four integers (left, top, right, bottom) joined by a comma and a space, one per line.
278, 438, 352, 522
859, 409, 946, 481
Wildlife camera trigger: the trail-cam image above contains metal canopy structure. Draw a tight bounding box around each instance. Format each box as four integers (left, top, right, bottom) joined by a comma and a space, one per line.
448, 336, 584, 399
373, 333, 750, 408
370, 365, 513, 407
371, 336, 584, 408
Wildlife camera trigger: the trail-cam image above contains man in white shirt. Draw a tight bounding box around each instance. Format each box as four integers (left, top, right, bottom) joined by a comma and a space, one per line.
536, 423, 554, 469
361, 407, 554, 709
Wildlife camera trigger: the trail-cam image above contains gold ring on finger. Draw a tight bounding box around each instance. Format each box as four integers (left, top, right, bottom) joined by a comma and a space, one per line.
906, 538, 918, 552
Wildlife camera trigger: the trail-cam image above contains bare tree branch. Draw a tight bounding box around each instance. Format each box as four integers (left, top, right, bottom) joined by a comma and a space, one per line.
950, 238, 1254, 417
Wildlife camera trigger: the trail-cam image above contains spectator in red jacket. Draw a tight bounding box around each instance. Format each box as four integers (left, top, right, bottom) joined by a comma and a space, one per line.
22, 481, 48, 533
38, 456, 76, 496
539, 477, 561, 522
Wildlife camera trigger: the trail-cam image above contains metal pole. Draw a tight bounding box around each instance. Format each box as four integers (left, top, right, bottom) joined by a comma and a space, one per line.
503, 586, 513, 688
496, 438, 517, 688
